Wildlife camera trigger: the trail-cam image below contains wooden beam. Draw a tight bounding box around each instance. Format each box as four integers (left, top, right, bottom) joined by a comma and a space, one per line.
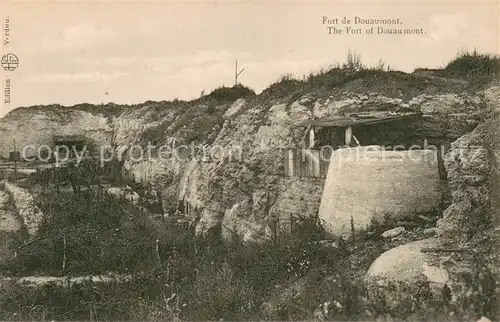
420, 247, 487, 253
352, 134, 361, 146
301, 124, 312, 148
297, 112, 422, 127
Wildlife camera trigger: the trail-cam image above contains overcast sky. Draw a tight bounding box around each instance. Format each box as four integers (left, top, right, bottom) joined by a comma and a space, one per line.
0, 0, 498, 117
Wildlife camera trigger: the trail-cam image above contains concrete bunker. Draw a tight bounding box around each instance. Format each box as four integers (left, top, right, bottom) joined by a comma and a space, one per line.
52, 135, 89, 159
318, 146, 442, 236
287, 112, 445, 237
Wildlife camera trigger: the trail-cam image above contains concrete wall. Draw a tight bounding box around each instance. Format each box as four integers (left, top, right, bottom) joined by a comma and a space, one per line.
319, 146, 442, 237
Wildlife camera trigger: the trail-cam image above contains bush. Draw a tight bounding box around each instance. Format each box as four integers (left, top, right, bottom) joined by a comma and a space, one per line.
444, 49, 500, 78
206, 84, 256, 102
342, 49, 364, 72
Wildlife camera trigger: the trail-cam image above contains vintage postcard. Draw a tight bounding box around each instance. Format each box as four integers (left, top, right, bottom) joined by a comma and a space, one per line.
0, 0, 499, 321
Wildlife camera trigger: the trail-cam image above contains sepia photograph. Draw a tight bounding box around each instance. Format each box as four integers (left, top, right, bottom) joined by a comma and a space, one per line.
0, 0, 499, 320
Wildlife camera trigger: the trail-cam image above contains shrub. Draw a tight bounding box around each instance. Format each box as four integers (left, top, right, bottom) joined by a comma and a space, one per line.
185, 261, 256, 320
206, 84, 256, 102
444, 49, 500, 78
342, 49, 364, 72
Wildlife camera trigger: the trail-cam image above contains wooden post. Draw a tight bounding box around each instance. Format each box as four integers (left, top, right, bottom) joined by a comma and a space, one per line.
155, 239, 160, 263
288, 149, 294, 177
235, 60, 245, 86
309, 127, 315, 148
345, 126, 353, 146
12, 139, 17, 181
437, 144, 446, 180
172, 296, 181, 322
54, 167, 60, 195
313, 149, 320, 177
62, 235, 67, 272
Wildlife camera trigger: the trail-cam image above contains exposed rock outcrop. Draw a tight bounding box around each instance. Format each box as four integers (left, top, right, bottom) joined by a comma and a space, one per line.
2, 181, 44, 235
435, 110, 500, 240
0, 189, 21, 232
365, 238, 451, 312
0, 107, 114, 158
365, 111, 500, 319
103, 184, 140, 206
381, 226, 406, 239
1, 73, 499, 242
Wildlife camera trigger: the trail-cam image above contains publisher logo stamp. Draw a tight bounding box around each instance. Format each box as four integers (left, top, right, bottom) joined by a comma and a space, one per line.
1, 53, 19, 71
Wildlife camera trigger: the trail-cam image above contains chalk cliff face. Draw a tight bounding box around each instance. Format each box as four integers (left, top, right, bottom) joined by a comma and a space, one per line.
0, 106, 115, 158
1, 72, 499, 242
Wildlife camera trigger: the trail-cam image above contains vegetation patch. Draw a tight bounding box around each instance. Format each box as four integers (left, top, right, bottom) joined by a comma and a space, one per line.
205, 84, 256, 102
444, 49, 500, 78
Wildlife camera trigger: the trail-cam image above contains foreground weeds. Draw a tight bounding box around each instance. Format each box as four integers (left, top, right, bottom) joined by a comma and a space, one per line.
1, 186, 495, 321
0, 194, 372, 321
